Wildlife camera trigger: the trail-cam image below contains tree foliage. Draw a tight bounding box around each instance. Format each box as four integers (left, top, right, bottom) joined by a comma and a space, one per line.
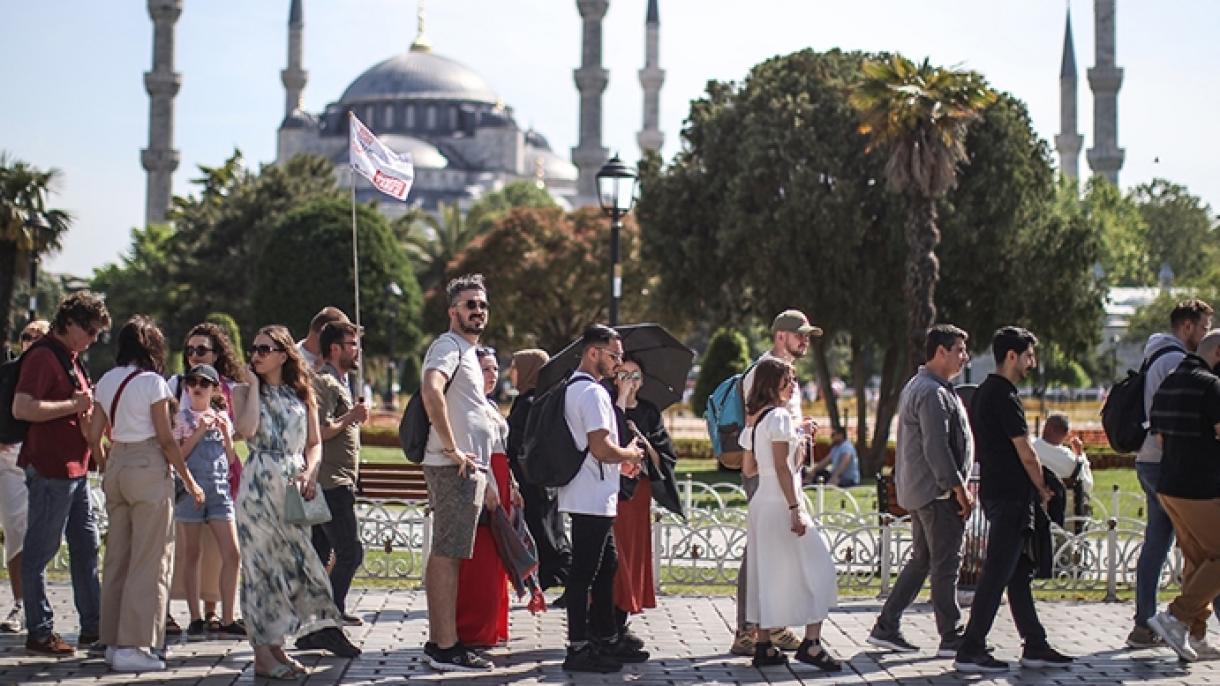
0, 154, 72, 344
692, 328, 751, 416
1132, 179, 1218, 285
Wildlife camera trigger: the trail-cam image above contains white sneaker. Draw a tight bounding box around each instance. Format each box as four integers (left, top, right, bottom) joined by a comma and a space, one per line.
0, 603, 22, 633
1149, 611, 1198, 662
104, 645, 116, 665
110, 647, 166, 672
1190, 634, 1220, 661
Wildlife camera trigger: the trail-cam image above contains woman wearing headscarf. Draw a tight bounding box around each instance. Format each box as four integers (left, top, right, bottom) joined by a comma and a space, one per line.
505, 349, 571, 592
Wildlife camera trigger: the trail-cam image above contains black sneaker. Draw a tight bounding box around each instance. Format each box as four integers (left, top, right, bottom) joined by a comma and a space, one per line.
937, 631, 965, 657
563, 643, 621, 673
294, 627, 361, 658
619, 625, 646, 652
1020, 644, 1074, 669
426, 642, 494, 672
597, 636, 649, 663
866, 625, 918, 653
955, 651, 1009, 673
185, 619, 208, 640
218, 619, 246, 637
752, 640, 789, 667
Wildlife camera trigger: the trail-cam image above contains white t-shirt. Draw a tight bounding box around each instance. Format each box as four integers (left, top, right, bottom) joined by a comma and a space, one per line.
421, 333, 496, 469
742, 351, 802, 423
94, 366, 173, 442
296, 340, 321, 371
1033, 437, 1094, 494
558, 372, 621, 517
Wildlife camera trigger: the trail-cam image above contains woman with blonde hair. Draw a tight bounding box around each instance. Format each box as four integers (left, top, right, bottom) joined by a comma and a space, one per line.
232, 325, 357, 679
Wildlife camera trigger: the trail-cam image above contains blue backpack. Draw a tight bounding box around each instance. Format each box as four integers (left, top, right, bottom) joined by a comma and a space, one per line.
703, 363, 756, 469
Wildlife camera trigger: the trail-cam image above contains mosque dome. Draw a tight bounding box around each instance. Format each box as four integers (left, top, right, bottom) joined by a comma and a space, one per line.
340, 50, 499, 106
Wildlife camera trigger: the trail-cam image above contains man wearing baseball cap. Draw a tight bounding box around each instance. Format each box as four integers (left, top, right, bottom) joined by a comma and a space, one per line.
730, 309, 823, 656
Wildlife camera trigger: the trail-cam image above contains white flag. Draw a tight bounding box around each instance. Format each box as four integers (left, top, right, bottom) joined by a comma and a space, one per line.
348, 112, 415, 201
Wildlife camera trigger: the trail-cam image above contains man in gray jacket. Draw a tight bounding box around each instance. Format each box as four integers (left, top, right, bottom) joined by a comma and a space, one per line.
1128, 298, 1213, 648
869, 324, 974, 656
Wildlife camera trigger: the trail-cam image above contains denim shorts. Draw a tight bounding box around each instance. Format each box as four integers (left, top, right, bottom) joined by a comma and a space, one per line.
174, 449, 234, 523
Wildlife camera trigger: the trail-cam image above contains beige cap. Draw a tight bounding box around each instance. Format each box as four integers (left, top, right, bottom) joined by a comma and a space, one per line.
771, 309, 823, 337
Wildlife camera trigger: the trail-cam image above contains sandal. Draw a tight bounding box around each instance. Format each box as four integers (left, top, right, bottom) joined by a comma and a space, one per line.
796, 638, 842, 672
254, 661, 302, 680
205, 613, 223, 634
752, 640, 789, 667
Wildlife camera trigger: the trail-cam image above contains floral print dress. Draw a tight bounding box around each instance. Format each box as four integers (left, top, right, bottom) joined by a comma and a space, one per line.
236, 384, 340, 645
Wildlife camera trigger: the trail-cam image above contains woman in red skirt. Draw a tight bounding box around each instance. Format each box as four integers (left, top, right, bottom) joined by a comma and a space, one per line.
610, 355, 681, 651
454, 348, 521, 648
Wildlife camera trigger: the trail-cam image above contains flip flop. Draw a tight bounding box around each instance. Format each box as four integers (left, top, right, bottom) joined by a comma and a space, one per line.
255, 662, 301, 680
284, 656, 309, 676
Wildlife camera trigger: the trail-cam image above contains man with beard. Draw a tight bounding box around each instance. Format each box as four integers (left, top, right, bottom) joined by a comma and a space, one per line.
419, 274, 495, 672
954, 327, 1072, 673
730, 309, 823, 656
308, 321, 369, 627
560, 325, 645, 673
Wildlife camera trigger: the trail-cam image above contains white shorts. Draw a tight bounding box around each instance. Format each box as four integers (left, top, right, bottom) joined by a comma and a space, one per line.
0, 444, 28, 563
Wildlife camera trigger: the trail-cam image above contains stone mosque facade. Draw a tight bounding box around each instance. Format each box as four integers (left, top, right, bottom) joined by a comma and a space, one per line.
140, 0, 665, 224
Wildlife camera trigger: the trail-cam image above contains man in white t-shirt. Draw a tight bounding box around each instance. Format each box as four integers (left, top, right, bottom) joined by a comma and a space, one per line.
418, 274, 495, 672
559, 325, 645, 674
1032, 414, 1094, 496
731, 309, 822, 655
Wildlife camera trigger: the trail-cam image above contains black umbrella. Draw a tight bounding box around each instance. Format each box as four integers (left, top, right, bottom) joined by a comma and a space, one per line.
535, 323, 695, 412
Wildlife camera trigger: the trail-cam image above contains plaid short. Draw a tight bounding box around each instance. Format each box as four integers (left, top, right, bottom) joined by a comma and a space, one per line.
422, 465, 486, 560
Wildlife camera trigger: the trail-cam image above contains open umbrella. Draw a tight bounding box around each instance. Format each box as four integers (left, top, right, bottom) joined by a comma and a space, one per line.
535, 323, 695, 412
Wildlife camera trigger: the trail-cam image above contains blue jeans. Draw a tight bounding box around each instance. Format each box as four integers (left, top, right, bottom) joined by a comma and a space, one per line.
1134, 462, 1220, 629
21, 468, 101, 641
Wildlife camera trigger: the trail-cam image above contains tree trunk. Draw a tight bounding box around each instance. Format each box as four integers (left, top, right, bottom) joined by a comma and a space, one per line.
811, 337, 840, 431
904, 197, 941, 372
850, 336, 869, 450
0, 243, 18, 348
864, 341, 905, 478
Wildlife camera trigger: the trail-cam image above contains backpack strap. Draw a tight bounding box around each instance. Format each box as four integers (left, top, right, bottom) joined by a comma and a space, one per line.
27, 337, 86, 391
1141, 345, 1185, 373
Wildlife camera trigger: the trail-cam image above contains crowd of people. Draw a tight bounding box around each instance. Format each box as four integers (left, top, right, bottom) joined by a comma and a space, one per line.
1, 278, 1218, 677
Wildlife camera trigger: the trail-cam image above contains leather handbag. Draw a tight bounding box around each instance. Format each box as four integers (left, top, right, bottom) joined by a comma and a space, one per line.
284, 482, 331, 526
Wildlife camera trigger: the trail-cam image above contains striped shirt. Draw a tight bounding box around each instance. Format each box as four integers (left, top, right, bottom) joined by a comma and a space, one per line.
1149, 353, 1220, 499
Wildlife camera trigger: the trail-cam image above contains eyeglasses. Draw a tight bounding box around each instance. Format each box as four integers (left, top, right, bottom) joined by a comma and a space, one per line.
185, 345, 214, 357
617, 371, 642, 381
476, 346, 497, 359
184, 377, 216, 389
248, 344, 285, 357
19, 332, 39, 342
595, 347, 623, 363
463, 300, 489, 312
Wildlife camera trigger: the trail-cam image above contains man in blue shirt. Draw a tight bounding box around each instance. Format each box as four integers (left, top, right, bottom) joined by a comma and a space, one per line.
814, 427, 859, 487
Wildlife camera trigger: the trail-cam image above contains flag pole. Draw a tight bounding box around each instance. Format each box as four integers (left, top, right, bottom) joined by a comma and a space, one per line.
350, 146, 365, 402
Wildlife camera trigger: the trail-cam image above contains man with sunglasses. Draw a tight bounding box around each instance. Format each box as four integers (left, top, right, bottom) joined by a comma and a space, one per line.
418, 274, 496, 672
0, 320, 50, 634
309, 321, 368, 627
730, 309, 822, 656
11, 293, 109, 656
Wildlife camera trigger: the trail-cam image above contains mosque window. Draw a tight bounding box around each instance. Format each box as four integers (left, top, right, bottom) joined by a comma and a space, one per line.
406, 106, 415, 129
366, 105, 375, 126
426, 106, 437, 130
448, 107, 458, 130
385, 105, 395, 128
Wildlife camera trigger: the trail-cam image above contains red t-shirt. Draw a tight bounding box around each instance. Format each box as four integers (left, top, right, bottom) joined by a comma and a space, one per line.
16, 337, 92, 479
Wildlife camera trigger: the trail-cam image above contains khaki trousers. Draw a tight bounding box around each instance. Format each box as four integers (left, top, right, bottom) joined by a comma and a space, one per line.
99, 439, 175, 648
1159, 494, 1220, 637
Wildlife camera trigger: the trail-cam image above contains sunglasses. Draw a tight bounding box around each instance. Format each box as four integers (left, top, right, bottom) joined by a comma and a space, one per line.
185, 345, 214, 357
248, 344, 285, 357
463, 300, 489, 312
617, 371, 642, 381
19, 332, 38, 342
595, 347, 623, 363
184, 377, 216, 389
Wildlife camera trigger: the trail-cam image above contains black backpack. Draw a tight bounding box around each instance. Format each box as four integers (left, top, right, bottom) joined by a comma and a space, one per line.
398, 373, 454, 464
519, 375, 589, 488
1101, 345, 1183, 453
0, 338, 84, 444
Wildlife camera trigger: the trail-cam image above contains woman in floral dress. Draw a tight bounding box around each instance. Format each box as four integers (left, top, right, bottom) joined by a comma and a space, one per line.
232, 325, 359, 679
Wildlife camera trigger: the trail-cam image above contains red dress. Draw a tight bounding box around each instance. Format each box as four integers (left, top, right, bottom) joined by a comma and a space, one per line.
455, 452, 512, 647
613, 477, 657, 615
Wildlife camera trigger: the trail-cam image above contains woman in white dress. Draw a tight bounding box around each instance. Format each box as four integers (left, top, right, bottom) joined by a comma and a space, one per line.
740, 357, 841, 671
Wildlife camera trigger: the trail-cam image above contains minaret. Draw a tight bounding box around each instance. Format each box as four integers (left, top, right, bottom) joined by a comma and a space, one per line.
1054, 9, 1083, 181
637, 0, 664, 155
142, 0, 182, 226
572, 0, 610, 203
281, 0, 307, 119
1087, 0, 1124, 184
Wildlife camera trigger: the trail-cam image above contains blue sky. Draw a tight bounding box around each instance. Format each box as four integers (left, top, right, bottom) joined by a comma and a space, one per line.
3, 1, 1217, 278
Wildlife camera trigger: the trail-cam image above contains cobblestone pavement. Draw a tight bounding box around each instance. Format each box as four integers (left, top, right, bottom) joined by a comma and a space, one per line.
0, 584, 1217, 684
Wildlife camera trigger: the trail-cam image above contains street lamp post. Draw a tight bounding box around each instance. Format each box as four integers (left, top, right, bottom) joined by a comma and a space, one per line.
385, 281, 403, 410
595, 155, 638, 326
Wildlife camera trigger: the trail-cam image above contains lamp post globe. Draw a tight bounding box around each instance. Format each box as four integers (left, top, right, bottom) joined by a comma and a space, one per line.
595, 154, 638, 326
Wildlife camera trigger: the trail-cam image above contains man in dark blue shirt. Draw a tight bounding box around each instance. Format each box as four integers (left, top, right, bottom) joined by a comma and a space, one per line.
954, 327, 1073, 673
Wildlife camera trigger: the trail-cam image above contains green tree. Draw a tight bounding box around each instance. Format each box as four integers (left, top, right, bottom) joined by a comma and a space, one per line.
692, 328, 751, 416
91, 224, 180, 341
0, 154, 72, 344
1132, 179, 1218, 285
205, 312, 244, 365
253, 197, 422, 358
850, 55, 997, 371
398, 202, 477, 294
1083, 177, 1148, 286
465, 181, 558, 234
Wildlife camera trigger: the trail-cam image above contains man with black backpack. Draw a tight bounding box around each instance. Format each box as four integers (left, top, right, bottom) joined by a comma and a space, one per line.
1127, 298, 1214, 649
10, 293, 109, 656
559, 325, 645, 674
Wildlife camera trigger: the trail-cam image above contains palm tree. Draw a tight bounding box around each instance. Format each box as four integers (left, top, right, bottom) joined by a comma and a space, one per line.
850, 56, 996, 370
396, 202, 482, 293
0, 154, 72, 345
